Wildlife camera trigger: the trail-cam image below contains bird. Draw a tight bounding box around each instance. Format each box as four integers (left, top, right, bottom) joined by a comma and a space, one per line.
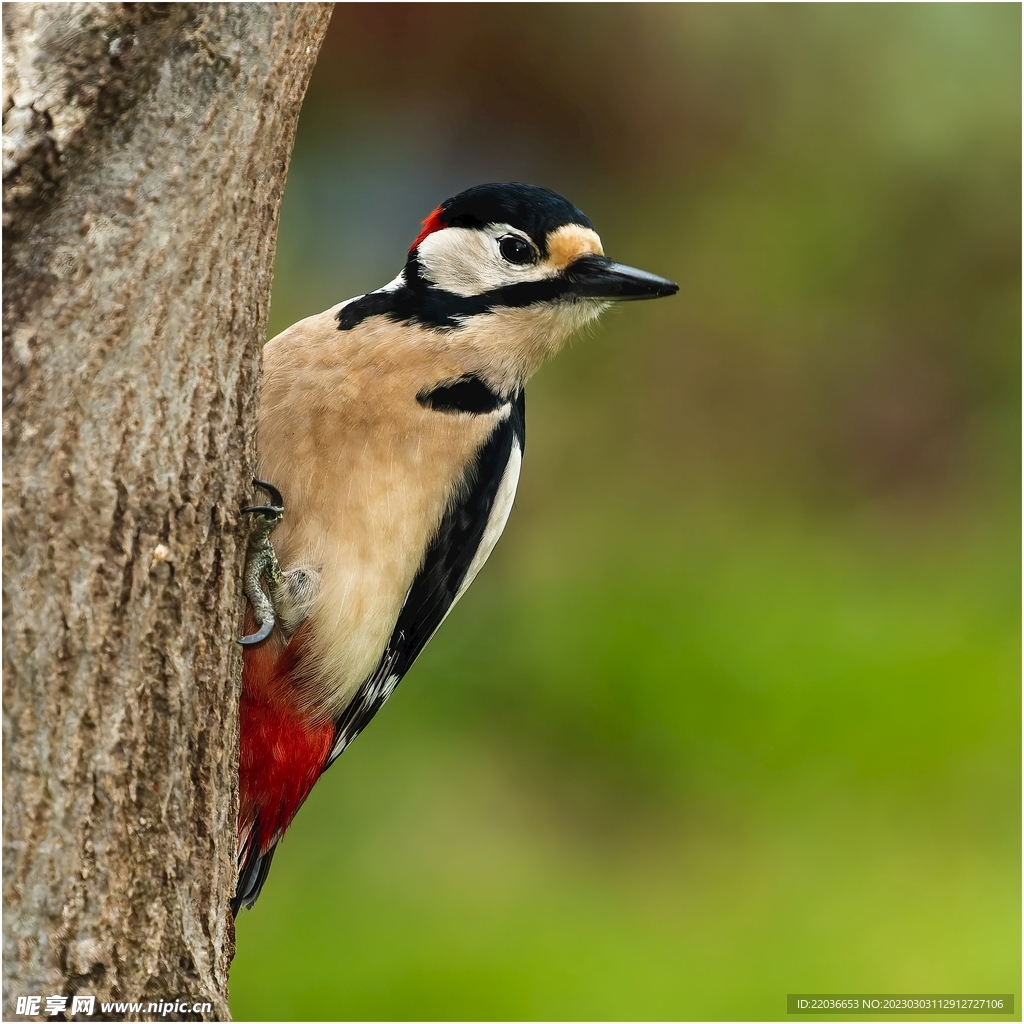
232, 182, 677, 914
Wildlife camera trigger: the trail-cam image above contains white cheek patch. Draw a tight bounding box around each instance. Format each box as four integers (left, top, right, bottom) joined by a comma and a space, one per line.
417, 225, 556, 297
418, 228, 498, 295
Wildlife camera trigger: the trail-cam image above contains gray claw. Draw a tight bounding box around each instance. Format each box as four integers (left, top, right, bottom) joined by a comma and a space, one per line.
238, 479, 286, 646
238, 616, 275, 646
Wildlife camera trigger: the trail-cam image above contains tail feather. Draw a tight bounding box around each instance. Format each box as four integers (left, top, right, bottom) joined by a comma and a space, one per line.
232, 839, 278, 916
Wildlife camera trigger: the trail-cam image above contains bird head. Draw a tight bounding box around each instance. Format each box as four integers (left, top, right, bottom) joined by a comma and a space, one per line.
406, 182, 678, 308
337, 182, 677, 383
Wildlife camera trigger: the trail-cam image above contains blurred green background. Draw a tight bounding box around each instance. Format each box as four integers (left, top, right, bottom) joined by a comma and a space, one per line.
230, 5, 1020, 1020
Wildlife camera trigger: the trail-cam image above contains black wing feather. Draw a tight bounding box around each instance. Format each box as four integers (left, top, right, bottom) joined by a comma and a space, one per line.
328, 390, 525, 764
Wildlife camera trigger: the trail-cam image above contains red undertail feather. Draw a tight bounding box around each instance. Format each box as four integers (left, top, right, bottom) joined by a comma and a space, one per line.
410, 206, 445, 251
238, 617, 334, 861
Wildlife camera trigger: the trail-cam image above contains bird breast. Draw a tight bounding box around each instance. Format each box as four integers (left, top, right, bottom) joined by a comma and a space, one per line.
256, 307, 507, 718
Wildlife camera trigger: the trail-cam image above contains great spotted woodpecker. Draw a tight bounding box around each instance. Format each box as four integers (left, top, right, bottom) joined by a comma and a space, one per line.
233, 183, 677, 913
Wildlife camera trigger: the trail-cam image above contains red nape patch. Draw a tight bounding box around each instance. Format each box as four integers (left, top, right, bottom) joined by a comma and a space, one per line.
238, 621, 334, 854
410, 206, 446, 251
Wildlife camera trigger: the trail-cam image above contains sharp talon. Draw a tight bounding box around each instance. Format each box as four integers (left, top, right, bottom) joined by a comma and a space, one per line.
238, 617, 275, 646
239, 478, 284, 647
252, 479, 284, 508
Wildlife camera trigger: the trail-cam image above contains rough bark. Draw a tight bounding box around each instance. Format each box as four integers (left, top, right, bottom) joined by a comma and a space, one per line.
2, 4, 332, 1019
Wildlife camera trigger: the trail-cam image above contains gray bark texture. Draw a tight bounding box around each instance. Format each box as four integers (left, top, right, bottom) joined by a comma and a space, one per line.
2, 4, 332, 1020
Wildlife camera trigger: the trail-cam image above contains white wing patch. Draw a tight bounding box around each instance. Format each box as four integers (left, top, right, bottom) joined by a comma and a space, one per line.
405, 432, 522, 659
454, 438, 522, 606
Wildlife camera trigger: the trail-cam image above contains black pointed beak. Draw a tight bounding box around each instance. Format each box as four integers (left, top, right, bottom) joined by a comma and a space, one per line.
564, 254, 678, 300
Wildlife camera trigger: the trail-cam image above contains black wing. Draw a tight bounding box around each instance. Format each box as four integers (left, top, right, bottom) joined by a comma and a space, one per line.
326, 389, 526, 765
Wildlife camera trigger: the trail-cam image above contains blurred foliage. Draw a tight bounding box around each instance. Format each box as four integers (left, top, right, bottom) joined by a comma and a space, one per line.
232, 4, 1020, 1020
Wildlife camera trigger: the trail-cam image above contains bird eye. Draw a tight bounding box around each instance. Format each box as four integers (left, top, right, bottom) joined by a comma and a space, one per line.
499, 235, 535, 265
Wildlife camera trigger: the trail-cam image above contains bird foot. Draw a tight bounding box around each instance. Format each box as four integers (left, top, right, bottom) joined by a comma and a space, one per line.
238, 479, 285, 645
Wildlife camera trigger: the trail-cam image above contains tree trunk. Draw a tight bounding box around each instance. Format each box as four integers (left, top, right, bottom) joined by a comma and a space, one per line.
2, 4, 332, 1019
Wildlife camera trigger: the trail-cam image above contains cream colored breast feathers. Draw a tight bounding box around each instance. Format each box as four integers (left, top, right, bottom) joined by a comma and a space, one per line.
256, 305, 503, 717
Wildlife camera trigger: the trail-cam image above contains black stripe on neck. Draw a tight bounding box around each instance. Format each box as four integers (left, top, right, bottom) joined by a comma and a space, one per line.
417, 375, 506, 414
